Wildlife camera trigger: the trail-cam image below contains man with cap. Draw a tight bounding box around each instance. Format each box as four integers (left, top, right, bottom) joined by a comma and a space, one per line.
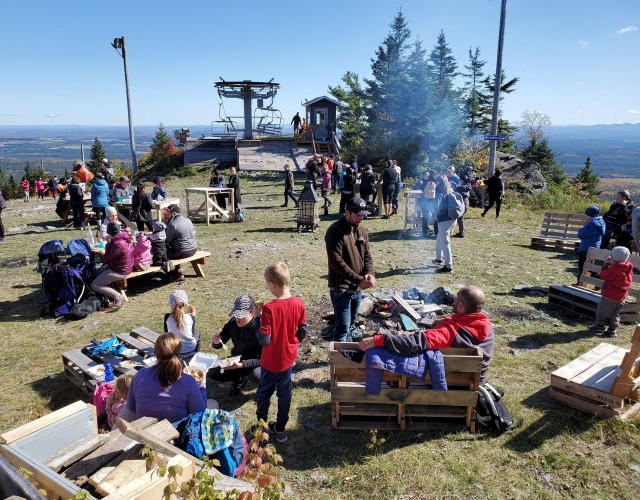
576, 204, 606, 282
208, 296, 263, 395
151, 176, 167, 201
111, 176, 135, 219
324, 197, 376, 342
163, 204, 197, 280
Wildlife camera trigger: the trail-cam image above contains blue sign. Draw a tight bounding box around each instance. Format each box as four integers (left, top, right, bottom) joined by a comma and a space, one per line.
484, 135, 506, 141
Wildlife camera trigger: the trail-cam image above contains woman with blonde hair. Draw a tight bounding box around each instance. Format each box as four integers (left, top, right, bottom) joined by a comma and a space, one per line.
164, 290, 200, 359
126, 332, 207, 424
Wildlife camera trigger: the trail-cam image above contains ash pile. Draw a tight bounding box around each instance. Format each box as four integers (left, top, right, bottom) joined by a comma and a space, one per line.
350, 286, 456, 340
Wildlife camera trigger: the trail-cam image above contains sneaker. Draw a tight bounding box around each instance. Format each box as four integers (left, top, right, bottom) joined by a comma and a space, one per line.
481, 212, 486, 218
606, 330, 617, 338
162, 261, 175, 273
280, 204, 288, 207
589, 324, 606, 335
435, 266, 452, 273
432, 259, 443, 264
454, 233, 464, 238
268, 421, 288, 443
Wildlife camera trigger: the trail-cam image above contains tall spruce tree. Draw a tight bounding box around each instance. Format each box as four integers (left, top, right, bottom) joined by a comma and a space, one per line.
462, 47, 486, 134
90, 137, 107, 171
328, 71, 366, 160
477, 70, 518, 150
573, 156, 601, 195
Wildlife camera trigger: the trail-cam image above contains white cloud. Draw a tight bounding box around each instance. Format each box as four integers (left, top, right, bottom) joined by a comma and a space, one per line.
45, 113, 62, 118
628, 109, 640, 114
617, 26, 637, 34
577, 39, 590, 47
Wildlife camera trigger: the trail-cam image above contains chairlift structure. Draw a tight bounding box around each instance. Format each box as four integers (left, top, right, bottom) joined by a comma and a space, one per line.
214, 79, 283, 139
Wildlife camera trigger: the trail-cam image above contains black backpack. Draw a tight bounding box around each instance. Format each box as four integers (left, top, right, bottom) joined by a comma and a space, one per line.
476, 383, 513, 433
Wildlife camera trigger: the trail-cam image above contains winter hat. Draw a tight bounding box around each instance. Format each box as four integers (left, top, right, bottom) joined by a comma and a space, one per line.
106, 222, 121, 236
169, 290, 189, 309
230, 295, 254, 318
153, 176, 162, 185
584, 205, 601, 217
105, 206, 117, 217
611, 246, 630, 263
151, 220, 167, 233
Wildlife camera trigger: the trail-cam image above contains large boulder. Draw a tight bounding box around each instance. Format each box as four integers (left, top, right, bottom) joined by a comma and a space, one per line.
497, 154, 547, 193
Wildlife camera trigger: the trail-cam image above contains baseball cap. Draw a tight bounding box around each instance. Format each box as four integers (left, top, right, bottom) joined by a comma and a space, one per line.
166, 203, 180, 213
230, 296, 254, 318
119, 176, 130, 183
345, 197, 370, 217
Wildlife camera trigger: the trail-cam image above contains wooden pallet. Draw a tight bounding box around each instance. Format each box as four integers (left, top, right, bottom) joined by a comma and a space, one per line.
550, 326, 640, 419
62, 328, 161, 395
548, 247, 640, 323
530, 212, 587, 252
329, 341, 482, 431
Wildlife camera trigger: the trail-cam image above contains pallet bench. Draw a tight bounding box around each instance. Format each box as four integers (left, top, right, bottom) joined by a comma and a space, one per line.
531, 212, 588, 252
549, 325, 640, 418
115, 250, 211, 290
62, 328, 161, 395
329, 341, 483, 431
548, 247, 640, 323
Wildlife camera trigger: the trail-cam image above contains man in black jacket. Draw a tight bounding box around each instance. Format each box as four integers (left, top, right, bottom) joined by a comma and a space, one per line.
325, 197, 376, 341
601, 190, 634, 250
282, 164, 298, 207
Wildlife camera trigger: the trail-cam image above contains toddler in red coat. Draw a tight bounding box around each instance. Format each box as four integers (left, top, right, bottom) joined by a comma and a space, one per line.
590, 246, 634, 337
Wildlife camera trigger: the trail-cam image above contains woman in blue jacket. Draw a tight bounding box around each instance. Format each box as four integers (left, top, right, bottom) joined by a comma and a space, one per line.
576, 204, 606, 281
91, 173, 110, 226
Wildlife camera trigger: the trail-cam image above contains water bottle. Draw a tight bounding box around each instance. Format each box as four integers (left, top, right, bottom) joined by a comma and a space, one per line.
103, 363, 115, 382
87, 228, 95, 246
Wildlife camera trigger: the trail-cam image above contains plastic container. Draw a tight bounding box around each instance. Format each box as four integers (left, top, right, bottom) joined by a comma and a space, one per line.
86, 228, 95, 246
103, 363, 115, 382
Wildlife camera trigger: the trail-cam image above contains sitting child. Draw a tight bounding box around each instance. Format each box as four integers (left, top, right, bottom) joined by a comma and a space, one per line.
576, 205, 605, 282
590, 246, 634, 338
132, 232, 152, 271
106, 373, 135, 429
148, 220, 168, 267
164, 290, 200, 359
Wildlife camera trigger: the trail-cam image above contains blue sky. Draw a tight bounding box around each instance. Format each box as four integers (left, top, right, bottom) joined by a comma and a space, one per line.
1, 0, 638, 127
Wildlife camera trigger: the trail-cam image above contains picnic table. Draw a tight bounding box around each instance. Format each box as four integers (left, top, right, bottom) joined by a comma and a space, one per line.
185, 187, 235, 225
114, 197, 181, 231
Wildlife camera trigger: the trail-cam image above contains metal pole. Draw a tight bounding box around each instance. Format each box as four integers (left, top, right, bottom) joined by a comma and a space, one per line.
488, 0, 507, 178
120, 37, 138, 173
242, 84, 253, 140
80, 144, 85, 163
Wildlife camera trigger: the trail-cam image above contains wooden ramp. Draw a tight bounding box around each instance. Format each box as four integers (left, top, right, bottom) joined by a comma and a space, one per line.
183, 137, 237, 165
238, 139, 313, 172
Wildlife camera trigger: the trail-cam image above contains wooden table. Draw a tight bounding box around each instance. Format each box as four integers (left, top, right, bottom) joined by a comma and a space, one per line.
115, 197, 181, 232
62, 194, 93, 225
184, 187, 235, 225
113, 200, 137, 231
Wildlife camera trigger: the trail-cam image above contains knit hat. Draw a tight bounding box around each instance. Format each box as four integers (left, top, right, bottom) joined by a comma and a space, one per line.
230, 295, 254, 318
106, 222, 121, 236
105, 206, 117, 217
611, 246, 630, 263
153, 176, 162, 185
169, 290, 189, 309
584, 204, 601, 217
152, 220, 166, 233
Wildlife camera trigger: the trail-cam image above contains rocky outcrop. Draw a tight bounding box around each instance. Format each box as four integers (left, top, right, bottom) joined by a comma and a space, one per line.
497, 154, 547, 193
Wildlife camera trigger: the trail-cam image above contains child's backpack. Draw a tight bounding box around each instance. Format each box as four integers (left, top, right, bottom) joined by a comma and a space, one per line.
476, 382, 514, 434
66, 238, 94, 282
36, 239, 66, 273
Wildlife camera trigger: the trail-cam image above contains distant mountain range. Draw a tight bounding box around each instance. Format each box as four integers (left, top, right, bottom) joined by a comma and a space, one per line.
0, 123, 638, 178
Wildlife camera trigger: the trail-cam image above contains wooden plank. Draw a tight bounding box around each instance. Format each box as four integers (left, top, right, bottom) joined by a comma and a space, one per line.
549, 388, 619, 417
0, 401, 88, 445
570, 348, 626, 387
44, 433, 110, 472
116, 332, 155, 351
0, 453, 47, 500
131, 327, 161, 344
550, 375, 624, 408
328, 351, 482, 373
392, 293, 421, 321
95, 458, 153, 496
331, 385, 477, 406
551, 343, 619, 380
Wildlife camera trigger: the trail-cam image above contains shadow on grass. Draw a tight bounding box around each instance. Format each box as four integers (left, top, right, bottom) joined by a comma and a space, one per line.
504, 387, 596, 453
244, 227, 299, 234
0, 287, 47, 323
31, 373, 87, 412
508, 328, 593, 349
376, 266, 436, 279
368, 229, 406, 242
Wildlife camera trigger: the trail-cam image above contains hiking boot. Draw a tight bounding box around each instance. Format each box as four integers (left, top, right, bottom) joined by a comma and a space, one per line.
606, 330, 617, 338
432, 259, 443, 264
435, 266, 452, 273
589, 324, 606, 335
454, 233, 464, 238
268, 422, 288, 443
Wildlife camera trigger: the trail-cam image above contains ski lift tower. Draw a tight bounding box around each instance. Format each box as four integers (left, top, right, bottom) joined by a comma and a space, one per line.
214, 78, 280, 139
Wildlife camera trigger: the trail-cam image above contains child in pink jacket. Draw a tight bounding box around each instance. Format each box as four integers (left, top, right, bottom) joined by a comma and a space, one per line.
132, 232, 152, 271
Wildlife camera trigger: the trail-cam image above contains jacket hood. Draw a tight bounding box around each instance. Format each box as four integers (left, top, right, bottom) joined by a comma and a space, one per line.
93, 178, 108, 187
113, 231, 131, 243
449, 312, 493, 341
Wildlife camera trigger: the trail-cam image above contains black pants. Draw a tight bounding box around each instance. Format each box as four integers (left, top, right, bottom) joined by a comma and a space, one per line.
284, 189, 298, 206
167, 247, 197, 260
208, 365, 261, 385
321, 189, 331, 210
0, 209, 4, 239
577, 250, 588, 278
339, 192, 354, 214
483, 195, 502, 217
93, 207, 106, 226
71, 203, 85, 227
136, 216, 153, 232
457, 200, 470, 234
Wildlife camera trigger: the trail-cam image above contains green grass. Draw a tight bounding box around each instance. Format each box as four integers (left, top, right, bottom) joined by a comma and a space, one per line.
0, 169, 638, 499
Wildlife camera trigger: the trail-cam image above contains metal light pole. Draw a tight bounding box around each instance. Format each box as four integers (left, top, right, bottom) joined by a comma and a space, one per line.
488, 0, 507, 178
111, 36, 138, 173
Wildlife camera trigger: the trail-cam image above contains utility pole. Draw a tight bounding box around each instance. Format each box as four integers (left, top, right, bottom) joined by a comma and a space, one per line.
111, 36, 138, 173
488, 0, 507, 178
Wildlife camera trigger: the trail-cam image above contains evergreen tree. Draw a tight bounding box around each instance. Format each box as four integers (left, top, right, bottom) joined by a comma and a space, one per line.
90, 137, 107, 171
462, 47, 486, 134
520, 138, 566, 185
477, 70, 519, 144
149, 123, 171, 163
573, 156, 601, 195
7, 174, 18, 199
328, 71, 366, 160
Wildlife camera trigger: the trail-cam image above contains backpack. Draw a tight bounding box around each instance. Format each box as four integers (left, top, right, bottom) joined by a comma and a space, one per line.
65, 295, 104, 320
66, 238, 95, 282
37, 239, 66, 273
446, 192, 465, 220
234, 208, 244, 222
476, 383, 513, 434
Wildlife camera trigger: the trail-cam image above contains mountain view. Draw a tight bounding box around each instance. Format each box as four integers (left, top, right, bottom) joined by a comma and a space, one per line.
0, 123, 638, 179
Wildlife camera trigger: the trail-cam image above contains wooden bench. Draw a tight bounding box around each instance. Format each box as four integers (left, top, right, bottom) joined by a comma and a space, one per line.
329, 341, 483, 432
548, 247, 640, 323
549, 325, 640, 419
115, 250, 211, 290
531, 212, 588, 252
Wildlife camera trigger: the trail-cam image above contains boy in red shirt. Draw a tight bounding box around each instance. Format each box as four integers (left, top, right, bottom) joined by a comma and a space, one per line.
255, 262, 308, 442
591, 246, 634, 337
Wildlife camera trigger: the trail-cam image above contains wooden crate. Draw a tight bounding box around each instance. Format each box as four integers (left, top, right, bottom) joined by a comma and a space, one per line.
329, 341, 483, 431
550, 326, 640, 419
62, 328, 160, 395
530, 212, 587, 252
548, 247, 640, 323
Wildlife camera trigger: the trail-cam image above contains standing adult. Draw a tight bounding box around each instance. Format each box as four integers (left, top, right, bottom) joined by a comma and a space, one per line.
339, 166, 356, 214
601, 190, 634, 250
481, 170, 505, 218
291, 112, 302, 135
331, 156, 344, 194
446, 166, 460, 187
324, 197, 376, 342
282, 164, 298, 207
433, 176, 460, 273
227, 167, 242, 208
20, 177, 30, 202
0, 188, 6, 244
163, 204, 197, 280
35, 178, 46, 201
359, 165, 376, 204
454, 175, 472, 238
68, 176, 86, 228
350, 156, 359, 174
305, 155, 319, 190
102, 158, 115, 185
391, 160, 402, 215
131, 182, 154, 232
48, 176, 59, 200
91, 173, 110, 226
90, 222, 133, 308
381, 160, 399, 219
414, 171, 438, 237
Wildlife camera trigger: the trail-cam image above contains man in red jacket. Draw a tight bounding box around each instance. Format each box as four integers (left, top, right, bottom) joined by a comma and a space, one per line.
358, 285, 494, 383
591, 246, 634, 338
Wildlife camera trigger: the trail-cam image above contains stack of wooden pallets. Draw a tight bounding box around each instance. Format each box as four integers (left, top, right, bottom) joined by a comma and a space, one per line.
530, 212, 588, 252
550, 326, 640, 419
329, 341, 483, 431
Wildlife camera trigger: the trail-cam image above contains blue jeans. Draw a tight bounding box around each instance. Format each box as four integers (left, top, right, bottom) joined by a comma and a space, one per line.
330, 288, 362, 342
256, 366, 292, 431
